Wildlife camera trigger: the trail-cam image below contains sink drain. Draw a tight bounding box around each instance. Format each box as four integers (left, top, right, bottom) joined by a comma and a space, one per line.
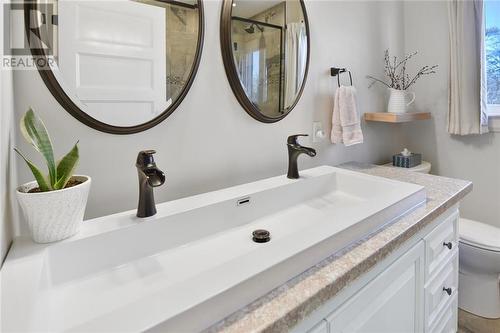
252, 229, 271, 243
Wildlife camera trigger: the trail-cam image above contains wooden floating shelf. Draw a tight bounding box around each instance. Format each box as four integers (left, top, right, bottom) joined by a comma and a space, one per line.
364, 112, 431, 123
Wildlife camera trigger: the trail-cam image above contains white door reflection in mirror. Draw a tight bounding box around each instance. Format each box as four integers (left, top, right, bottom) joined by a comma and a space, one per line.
37, 0, 202, 131
58, 1, 168, 127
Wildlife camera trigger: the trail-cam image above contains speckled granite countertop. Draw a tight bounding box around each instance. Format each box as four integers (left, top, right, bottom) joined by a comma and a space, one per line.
204, 163, 472, 333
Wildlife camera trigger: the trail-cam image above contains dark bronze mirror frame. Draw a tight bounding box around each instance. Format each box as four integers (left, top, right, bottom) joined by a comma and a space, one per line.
220, 0, 310, 123
24, 0, 205, 134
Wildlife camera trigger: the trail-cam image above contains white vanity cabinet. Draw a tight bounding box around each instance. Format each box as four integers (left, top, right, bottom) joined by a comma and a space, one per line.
327, 241, 425, 333
294, 207, 459, 333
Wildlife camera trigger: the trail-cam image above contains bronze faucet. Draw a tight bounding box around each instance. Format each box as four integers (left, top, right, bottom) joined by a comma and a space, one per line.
136, 150, 165, 218
287, 135, 316, 179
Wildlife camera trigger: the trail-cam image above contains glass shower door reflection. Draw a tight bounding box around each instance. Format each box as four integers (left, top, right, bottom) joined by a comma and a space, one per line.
231, 19, 282, 117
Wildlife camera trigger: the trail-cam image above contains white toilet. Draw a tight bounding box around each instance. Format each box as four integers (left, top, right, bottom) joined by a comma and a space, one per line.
458, 218, 500, 319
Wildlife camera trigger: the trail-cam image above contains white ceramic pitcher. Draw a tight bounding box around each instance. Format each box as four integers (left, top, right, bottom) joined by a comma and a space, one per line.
387, 88, 415, 113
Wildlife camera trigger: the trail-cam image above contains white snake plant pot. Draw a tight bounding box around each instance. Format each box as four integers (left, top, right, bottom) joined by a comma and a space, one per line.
16, 175, 91, 243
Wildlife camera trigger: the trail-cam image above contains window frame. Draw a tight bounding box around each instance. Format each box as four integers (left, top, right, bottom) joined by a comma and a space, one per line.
487, 105, 500, 131
484, 1, 500, 129
487, 104, 500, 117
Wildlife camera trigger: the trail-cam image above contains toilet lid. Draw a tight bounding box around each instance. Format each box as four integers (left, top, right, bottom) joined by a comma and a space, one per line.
459, 218, 500, 252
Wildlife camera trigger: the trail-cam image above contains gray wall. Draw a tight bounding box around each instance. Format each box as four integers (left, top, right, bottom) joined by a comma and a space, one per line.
12, 0, 408, 235
403, 1, 500, 228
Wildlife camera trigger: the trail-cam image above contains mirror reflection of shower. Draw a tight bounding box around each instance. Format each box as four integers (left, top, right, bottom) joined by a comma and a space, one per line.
231, 19, 280, 115
230, 0, 307, 118
244, 23, 264, 34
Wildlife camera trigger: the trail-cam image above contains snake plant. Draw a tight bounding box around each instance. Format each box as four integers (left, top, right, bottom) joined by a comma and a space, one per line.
14, 108, 79, 192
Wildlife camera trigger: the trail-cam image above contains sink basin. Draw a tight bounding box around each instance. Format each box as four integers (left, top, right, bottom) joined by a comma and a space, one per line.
1, 166, 426, 332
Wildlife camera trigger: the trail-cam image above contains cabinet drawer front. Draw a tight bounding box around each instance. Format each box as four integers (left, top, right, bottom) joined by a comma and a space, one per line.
424, 211, 458, 280
425, 253, 458, 327
428, 295, 458, 333
326, 242, 424, 333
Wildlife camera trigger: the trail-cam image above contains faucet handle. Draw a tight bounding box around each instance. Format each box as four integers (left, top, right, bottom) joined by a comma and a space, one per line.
136, 150, 157, 167
287, 134, 309, 145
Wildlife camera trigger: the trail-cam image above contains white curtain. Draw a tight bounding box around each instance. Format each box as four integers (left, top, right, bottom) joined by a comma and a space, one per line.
284, 22, 307, 109
448, 0, 489, 135
236, 51, 253, 97
0, 2, 18, 263
236, 46, 262, 105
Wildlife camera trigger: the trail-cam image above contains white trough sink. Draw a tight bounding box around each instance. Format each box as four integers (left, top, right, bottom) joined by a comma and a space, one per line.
2, 166, 426, 332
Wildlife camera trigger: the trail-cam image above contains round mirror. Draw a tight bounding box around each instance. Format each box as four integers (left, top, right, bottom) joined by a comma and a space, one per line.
25, 0, 204, 134
220, 0, 309, 122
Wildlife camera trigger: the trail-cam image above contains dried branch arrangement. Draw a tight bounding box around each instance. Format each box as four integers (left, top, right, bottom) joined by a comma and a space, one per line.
367, 50, 438, 90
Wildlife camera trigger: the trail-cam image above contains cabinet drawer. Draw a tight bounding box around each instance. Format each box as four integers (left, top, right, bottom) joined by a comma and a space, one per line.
424, 211, 458, 280
425, 252, 458, 328
427, 295, 458, 333
326, 242, 424, 333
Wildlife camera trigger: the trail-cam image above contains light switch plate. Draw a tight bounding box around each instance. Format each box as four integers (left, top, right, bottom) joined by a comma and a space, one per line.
312, 122, 325, 143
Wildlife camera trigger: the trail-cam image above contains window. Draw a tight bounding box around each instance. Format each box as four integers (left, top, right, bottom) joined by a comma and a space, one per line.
485, 1, 500, 116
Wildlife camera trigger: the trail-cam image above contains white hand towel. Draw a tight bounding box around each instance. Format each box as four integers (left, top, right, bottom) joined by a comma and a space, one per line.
331, 88, 343, 144
330, 86, 364, 146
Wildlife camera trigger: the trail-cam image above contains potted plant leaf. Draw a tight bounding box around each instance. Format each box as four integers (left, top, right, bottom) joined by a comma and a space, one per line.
14, 108, 91, 243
